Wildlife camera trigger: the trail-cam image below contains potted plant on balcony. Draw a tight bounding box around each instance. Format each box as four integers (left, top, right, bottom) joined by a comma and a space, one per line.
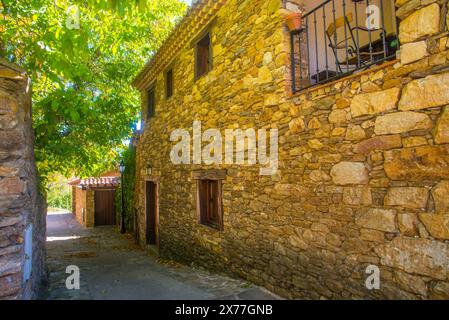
286, 11, 302, 32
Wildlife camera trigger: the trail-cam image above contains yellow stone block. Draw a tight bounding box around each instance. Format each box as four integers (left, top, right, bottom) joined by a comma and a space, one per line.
213, 44, 223, 57
332, 127, 346, 136
275, 53, 287, 68
399, 4, 440, 44
258, 66, 273, 84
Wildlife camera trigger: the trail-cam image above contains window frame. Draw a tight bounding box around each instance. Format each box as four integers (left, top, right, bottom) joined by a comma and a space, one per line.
165, 68, 174, 99
290, 0, 399, 93
194, 30, 213, 80
146, 85, 155, 120
193, 170, 225, 231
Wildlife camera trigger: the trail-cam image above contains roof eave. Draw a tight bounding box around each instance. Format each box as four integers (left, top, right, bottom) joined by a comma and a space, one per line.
132, 1, 201, 90
132, 0, 226, 91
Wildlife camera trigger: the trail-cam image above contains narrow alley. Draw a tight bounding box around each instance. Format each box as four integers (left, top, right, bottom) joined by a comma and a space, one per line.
42, 211, 278, 300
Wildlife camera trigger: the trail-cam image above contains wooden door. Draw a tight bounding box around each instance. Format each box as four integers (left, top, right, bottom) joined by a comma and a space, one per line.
94, 190, 116, 226
145, 181, 157, 245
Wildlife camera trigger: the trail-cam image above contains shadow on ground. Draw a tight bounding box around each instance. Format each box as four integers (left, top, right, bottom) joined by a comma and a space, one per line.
42, 211, 279, 300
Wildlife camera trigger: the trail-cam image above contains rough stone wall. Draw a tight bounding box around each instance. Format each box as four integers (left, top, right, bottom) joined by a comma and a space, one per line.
73, 187, 86, 227
134, 141, 143, 245
85, 190, 95, 228
0, 60, 46, 299
71, 186, 76, 218
283, 0, 302, 12
73, 188, 113, 228
135, 0, 449, 299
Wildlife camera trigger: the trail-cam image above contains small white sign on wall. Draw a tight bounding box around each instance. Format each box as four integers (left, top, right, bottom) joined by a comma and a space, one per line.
23, 224, 33, 283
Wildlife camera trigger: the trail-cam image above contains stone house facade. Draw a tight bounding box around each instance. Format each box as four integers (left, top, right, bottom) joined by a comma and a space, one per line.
0, 59, 46, 299
132, 0, 449, 299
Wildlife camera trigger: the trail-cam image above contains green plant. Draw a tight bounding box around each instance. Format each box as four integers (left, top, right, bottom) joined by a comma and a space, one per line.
115, 143, 136, 231
0, 0, 187, 186
46, 174, 72, 210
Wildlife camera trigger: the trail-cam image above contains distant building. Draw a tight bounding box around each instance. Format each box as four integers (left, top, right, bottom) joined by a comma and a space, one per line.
69, 173, 119, 228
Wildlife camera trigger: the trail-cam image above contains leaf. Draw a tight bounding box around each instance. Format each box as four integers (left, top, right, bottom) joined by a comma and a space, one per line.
2, 0, 187, 184
62, 37, 74, 58
51, 100, 59, 111
70, 110, 80, 121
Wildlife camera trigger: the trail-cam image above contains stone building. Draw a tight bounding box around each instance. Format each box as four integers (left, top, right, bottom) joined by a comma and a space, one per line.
0, 59, 46, 299
132, 0, 449, 299
69, 173, 119, 228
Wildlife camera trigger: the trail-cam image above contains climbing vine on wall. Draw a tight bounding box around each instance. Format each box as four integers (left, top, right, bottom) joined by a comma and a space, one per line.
115, 143, 136, 231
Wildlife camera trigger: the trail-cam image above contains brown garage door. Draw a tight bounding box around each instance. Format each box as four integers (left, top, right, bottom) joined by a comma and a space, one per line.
94, 190, 116, 226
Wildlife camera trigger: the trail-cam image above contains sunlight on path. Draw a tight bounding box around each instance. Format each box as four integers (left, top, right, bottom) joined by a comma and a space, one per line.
47, 236, 82, 242
42, 211, 279, 300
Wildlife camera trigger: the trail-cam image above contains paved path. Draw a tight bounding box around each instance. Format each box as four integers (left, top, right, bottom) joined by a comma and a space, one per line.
42, 211, 278, 300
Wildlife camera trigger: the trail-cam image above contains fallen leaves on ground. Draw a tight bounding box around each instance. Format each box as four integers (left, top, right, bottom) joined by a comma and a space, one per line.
87, 238, 97, 245
155, 257, 183, 268
65, 251, 97, 259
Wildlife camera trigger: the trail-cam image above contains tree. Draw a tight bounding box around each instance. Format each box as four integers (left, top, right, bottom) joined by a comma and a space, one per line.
0, 0, 186, 183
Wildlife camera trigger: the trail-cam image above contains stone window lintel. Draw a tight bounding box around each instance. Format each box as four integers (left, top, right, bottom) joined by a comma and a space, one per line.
192, 169, 227, 180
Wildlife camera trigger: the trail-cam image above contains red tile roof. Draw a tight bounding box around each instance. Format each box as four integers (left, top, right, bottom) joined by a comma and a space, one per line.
68, 176, 119, 188
68, 177, 81, 185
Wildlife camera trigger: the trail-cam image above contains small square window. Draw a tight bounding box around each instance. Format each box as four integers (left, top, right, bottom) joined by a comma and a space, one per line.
193, 170, 225, 230
147, 87, 155, 119
195, 32, 212, 79
166, 68, 173, 99
198, 179, 222, 230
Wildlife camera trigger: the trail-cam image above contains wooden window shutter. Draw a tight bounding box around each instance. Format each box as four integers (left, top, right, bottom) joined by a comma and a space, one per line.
198, 179, 222, 230
196, 32, 211, 79
166, 69, 173, 98
199, 180, 208, 223
208, 180, 219, 223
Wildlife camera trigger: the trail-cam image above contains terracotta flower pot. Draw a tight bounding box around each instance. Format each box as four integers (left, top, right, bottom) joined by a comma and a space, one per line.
286, 12, 302, 31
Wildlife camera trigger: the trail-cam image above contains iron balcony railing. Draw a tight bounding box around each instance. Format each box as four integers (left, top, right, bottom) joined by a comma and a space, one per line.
290, 0, 399, 93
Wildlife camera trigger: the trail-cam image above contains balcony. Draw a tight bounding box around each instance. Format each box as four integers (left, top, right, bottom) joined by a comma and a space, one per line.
290, 0, 399, 93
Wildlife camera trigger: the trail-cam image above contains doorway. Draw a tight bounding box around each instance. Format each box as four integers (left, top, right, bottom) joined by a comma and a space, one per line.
94, 190, 116, 226
145, 181, 158, 245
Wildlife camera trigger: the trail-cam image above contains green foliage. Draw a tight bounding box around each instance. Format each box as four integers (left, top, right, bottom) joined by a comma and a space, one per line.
115, 143, 136, 231
0, 0, 187, 184
46, 174, 72, 210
